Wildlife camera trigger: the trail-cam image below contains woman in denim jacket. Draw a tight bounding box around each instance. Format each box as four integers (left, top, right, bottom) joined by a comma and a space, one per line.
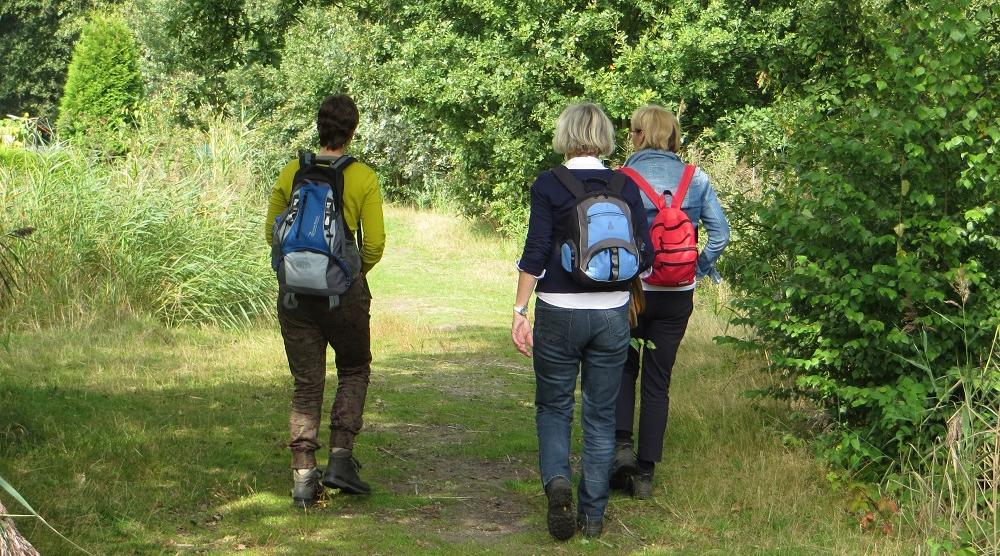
611, 104, 730, 499
511, 102, 652, 540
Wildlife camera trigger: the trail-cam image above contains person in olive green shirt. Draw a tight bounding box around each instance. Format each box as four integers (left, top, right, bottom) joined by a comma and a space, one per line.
267, 94, 385, 508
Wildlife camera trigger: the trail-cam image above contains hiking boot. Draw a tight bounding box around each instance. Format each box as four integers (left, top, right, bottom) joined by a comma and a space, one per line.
291, 467, 322, 508
632, 470, 654, 499
609, 441, 636, 491
321, 449, 371, 495
544, 477, 575, 541
576, 514, 604, 538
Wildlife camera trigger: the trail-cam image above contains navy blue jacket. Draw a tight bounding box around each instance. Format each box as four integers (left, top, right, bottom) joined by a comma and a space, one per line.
517, 168, 653, 294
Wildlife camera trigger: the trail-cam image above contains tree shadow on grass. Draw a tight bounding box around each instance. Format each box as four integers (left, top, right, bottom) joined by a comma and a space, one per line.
0, 323, 572, 554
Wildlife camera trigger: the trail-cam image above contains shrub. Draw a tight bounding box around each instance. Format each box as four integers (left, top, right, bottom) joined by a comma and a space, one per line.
56, 12, 143, 153
725, 1, 999, 476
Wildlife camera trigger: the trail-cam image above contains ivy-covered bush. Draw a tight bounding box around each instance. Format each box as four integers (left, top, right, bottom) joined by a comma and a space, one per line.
725, 0, 999, 476
57, 12, 144, 152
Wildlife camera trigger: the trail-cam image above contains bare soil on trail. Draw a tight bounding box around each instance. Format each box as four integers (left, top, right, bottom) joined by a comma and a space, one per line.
313, 421, 539, 543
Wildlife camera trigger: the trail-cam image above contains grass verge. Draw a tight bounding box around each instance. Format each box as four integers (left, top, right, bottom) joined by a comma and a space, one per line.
0, 206, 912, 554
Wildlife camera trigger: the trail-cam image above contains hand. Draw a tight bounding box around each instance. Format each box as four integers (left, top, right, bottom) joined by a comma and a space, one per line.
511, 314, 534, 357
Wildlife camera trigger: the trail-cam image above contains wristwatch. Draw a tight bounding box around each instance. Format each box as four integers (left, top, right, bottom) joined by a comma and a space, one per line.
513, 305, 529, 317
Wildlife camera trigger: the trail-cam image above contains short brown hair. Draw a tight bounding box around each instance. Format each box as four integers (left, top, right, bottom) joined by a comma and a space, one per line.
317, 94, 359, 149
631, 105, 681, 152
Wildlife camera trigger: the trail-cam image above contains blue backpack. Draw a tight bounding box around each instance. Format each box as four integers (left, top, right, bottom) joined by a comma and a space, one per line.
552, 166, 642, 287
271, 152, 362, 309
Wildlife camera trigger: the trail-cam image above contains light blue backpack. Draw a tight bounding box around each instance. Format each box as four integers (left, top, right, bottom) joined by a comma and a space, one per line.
552, 166, 642, 287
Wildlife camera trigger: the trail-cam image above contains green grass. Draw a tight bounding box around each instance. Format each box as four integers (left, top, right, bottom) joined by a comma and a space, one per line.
1, 206, 912, 554
0, 116, 275, 329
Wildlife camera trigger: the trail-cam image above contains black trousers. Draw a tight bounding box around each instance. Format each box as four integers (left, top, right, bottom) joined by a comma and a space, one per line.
615, 289, 694, 463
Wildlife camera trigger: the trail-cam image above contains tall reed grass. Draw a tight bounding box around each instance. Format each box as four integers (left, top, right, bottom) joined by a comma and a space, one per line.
894, 325, 999, 554
0, 105, 278, 328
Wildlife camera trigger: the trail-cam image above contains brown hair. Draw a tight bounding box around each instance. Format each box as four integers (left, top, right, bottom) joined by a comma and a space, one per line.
631, 105, 681, 152
317, 94, 359, 149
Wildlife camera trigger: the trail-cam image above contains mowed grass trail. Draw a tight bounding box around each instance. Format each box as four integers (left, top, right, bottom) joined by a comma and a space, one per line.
1, 206, 907, 554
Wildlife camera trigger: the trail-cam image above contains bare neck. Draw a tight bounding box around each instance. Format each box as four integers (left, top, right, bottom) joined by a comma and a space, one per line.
319, 146, 347, 157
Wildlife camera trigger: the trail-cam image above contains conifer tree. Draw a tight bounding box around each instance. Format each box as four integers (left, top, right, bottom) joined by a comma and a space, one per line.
57, 12, 143, 152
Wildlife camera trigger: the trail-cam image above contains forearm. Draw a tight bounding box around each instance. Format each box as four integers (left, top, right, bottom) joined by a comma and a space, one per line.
514, 271, 537, 308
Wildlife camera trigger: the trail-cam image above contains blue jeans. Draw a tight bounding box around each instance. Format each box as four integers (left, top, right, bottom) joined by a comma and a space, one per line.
532, 298, 631, 521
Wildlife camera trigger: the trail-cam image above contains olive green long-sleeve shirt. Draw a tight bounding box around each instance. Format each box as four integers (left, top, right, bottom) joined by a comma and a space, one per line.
266, 158, 385, 273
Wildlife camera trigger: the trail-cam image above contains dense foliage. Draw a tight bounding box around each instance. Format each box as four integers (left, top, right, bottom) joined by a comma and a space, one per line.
57, 12, 144, 152
724, 0, 999, 474
0, 0, 127, 119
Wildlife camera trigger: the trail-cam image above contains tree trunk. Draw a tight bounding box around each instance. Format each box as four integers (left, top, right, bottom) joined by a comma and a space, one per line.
0, 499, 39, 556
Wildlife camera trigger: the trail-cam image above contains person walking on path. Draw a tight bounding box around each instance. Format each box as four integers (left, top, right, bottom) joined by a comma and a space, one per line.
511, 102, 651, 540
265, 94, 386, 508
611, 104, 730, 499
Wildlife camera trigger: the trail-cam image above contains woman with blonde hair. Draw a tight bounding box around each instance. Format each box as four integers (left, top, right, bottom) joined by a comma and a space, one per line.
611, 105, 730, 499
511, 102, 651, 540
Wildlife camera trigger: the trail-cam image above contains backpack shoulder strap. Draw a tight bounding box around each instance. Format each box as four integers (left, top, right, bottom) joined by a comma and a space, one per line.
330, 154, 355, 172
298, 150, 316, 172
671, 165, 696, 209
551, 165, 588, 198
619, 167, 665, 211
291, 151, 317, 192
323, 155, 359, 245
332, 155, 361, 252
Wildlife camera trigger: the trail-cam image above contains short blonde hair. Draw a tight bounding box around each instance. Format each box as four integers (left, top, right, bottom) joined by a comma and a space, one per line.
552, 102, 615, 157
631, 105, 681, 151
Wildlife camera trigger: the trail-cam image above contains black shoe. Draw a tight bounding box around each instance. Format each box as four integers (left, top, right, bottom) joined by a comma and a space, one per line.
544, 477, 575, 540
577, 514, 604, 538
291, 467, 322, 508
632, 470, 654, 499
321, 450, 371, 495
610, 441, 636, 491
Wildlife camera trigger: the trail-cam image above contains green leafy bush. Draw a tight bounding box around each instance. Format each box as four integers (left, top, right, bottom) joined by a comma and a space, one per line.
56, 12, 144, 152
725, 1, 999, 476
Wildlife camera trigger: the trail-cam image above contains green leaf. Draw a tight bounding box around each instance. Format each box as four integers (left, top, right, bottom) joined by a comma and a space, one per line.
0, 474, 37, 515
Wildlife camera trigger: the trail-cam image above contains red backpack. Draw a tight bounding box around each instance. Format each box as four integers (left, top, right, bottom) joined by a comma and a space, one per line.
619, 165, 698, 287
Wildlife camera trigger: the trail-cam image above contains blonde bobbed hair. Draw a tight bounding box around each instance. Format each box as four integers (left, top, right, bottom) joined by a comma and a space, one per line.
631, 105, 681, 152
552, 102, 615, 157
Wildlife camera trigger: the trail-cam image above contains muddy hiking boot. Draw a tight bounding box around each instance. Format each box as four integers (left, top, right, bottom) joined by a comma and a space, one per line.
545, 477, 575, 540
322, 449, 371, 495
576, 514, 604, 538
291, 467, 322, 508
609, 441, 636, 491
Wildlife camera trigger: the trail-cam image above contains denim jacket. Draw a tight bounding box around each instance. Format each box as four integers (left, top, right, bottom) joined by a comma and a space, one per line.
624, 149, 730, 281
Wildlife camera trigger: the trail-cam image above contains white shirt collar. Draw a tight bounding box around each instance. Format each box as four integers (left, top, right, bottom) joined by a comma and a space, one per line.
563, 156, 606, 170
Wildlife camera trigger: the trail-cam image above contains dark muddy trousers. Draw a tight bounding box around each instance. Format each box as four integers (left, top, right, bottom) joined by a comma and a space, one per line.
278, 277, 372, 469
615, 289, 694, 463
